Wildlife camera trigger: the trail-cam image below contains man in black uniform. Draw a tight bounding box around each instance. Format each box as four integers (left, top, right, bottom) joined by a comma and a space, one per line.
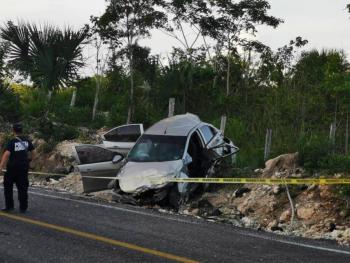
0, 123, 34, 213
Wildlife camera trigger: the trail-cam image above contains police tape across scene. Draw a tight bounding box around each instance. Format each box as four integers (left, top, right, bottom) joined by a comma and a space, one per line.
2, 170, 350, 185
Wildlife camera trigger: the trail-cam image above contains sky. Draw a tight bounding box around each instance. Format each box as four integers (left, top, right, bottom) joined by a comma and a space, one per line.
0, 0, 350, 74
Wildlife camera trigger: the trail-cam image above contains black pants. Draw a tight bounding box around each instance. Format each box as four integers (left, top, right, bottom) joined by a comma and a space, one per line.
3, 169, 29, 210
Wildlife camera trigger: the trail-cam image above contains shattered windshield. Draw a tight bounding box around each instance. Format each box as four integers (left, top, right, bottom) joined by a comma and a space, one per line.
127, 135, 186, 162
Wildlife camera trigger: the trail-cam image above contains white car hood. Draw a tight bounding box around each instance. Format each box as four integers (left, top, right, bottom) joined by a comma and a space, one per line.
117, 160, 183, 194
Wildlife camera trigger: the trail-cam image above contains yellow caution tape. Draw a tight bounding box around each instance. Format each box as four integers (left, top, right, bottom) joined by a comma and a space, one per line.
78, 176, 350, 185
2, 169, 350, 185
166, 177, 350, 185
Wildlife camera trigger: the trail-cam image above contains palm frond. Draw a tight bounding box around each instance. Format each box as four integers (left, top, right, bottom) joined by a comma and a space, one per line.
1, 21, 88, 90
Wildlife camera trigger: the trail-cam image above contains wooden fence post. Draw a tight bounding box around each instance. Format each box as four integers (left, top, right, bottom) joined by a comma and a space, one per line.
168, 98, 175, 117
346, 114, 349, 155
220, 115, 227, 135
329, 122, 336, 153
264, 128, 272, 161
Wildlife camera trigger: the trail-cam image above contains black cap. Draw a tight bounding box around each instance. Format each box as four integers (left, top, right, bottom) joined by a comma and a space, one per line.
12, 123, 23, 133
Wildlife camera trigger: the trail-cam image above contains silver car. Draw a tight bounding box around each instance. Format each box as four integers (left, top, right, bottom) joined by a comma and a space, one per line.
73, 114, 238, 207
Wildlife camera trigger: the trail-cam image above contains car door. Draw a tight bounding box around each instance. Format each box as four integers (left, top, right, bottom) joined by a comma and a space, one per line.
199, 124, 238, 161
102, 124, 144, 155
74, 145, 124, 193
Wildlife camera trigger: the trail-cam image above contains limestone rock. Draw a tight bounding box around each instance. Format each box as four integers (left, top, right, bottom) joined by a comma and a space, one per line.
206, 194, 228, 207
297, 207, 315, 220
267, 220, 278, 229
279, 210, 291, 223
263, 153, 299, 177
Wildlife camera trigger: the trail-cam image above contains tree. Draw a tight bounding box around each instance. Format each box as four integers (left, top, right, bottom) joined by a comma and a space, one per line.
293, 50, 349, 137
0, 41, 7, 81
92, 0, 167, 123
163, 0, 213, 112
0, 21, 88, 104
90, 34, 111, 120
199, 0, 282, 98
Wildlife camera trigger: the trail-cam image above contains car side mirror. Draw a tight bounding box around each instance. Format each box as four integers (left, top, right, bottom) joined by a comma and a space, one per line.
112, 155, 123, 164
183, 153, 193, 166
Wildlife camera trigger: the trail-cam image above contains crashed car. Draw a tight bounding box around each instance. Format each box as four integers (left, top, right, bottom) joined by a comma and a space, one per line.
73, 114, 238, 207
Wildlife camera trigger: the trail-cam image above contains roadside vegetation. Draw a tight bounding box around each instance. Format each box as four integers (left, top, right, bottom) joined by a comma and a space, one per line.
1, 0, 350, 180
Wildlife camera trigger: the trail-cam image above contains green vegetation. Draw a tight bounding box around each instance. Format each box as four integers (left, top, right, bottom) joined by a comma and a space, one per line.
1, 1, 350, 174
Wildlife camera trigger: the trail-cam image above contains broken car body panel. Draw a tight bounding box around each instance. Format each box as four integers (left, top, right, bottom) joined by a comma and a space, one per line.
74, 145, 124, 193
117, 160, 183, 194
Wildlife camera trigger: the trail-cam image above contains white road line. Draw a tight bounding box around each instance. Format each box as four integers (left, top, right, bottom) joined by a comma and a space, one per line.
240, 231, 350, 256
2, 187, 350, 256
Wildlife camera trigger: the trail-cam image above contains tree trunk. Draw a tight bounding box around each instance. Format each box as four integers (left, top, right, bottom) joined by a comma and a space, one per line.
346, 113, 349, 155
183, 87, 186, 114
329, 122, 336, 154
300, 95, 305, 135
44, 90, 53, 118
226, 53, 230, 97
70, 88, 77, 108
127, 50, 134, 124
220, 115, 227, 135
92, 77, 100, 120
47, 90, 52, 102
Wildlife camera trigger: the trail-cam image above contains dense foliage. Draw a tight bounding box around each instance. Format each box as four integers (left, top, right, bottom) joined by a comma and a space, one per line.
1, 1, 350, 173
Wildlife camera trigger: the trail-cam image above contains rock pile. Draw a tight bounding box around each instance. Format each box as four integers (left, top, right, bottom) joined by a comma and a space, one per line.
178, 153, 350, 245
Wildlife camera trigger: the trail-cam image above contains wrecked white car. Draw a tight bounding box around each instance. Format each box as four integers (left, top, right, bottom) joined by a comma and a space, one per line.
73, 114, 238, 207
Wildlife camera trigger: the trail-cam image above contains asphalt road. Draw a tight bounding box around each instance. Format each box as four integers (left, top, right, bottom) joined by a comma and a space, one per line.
0, 187, 350, 263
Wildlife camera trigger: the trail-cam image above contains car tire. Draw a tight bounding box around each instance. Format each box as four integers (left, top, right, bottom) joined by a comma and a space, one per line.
168, 185, 181, 211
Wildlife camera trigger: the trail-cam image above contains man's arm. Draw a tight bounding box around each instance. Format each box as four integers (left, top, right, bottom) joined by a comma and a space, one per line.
0, 150, 11, 172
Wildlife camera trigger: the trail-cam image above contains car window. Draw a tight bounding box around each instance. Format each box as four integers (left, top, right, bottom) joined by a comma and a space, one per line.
199, 125, 216, 144
76, 145, 115, 164
128, 135, 186, 162
104, 125, 141, 142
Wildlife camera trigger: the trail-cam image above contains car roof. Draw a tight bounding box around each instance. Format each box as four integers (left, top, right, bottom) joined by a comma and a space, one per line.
144, 113, 202, 136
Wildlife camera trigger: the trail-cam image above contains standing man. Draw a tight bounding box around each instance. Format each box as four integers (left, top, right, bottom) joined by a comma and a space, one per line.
0, 123, 34, 213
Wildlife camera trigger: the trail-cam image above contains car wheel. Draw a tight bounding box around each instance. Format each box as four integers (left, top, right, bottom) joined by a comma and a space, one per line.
168, 185, 181, 210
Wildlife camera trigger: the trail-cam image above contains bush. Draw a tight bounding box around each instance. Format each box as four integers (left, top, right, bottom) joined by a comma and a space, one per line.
0, 84, 22, 121
40, 141, 58, 154
298, 134, 350, 173
36, 118, 78, 142
298, 135, 333, 171
53, 125, 78, 141
52, 105, 92, 126
107, 99, 128, 127
319, 155, 350, 173
335, 185, 350, 199
13, 87, 46, 118
224, 117, 264, 168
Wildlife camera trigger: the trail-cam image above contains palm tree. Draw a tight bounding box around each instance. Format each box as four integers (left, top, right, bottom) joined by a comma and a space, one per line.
0, 41, 7, 81
0, 21, 88, 102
